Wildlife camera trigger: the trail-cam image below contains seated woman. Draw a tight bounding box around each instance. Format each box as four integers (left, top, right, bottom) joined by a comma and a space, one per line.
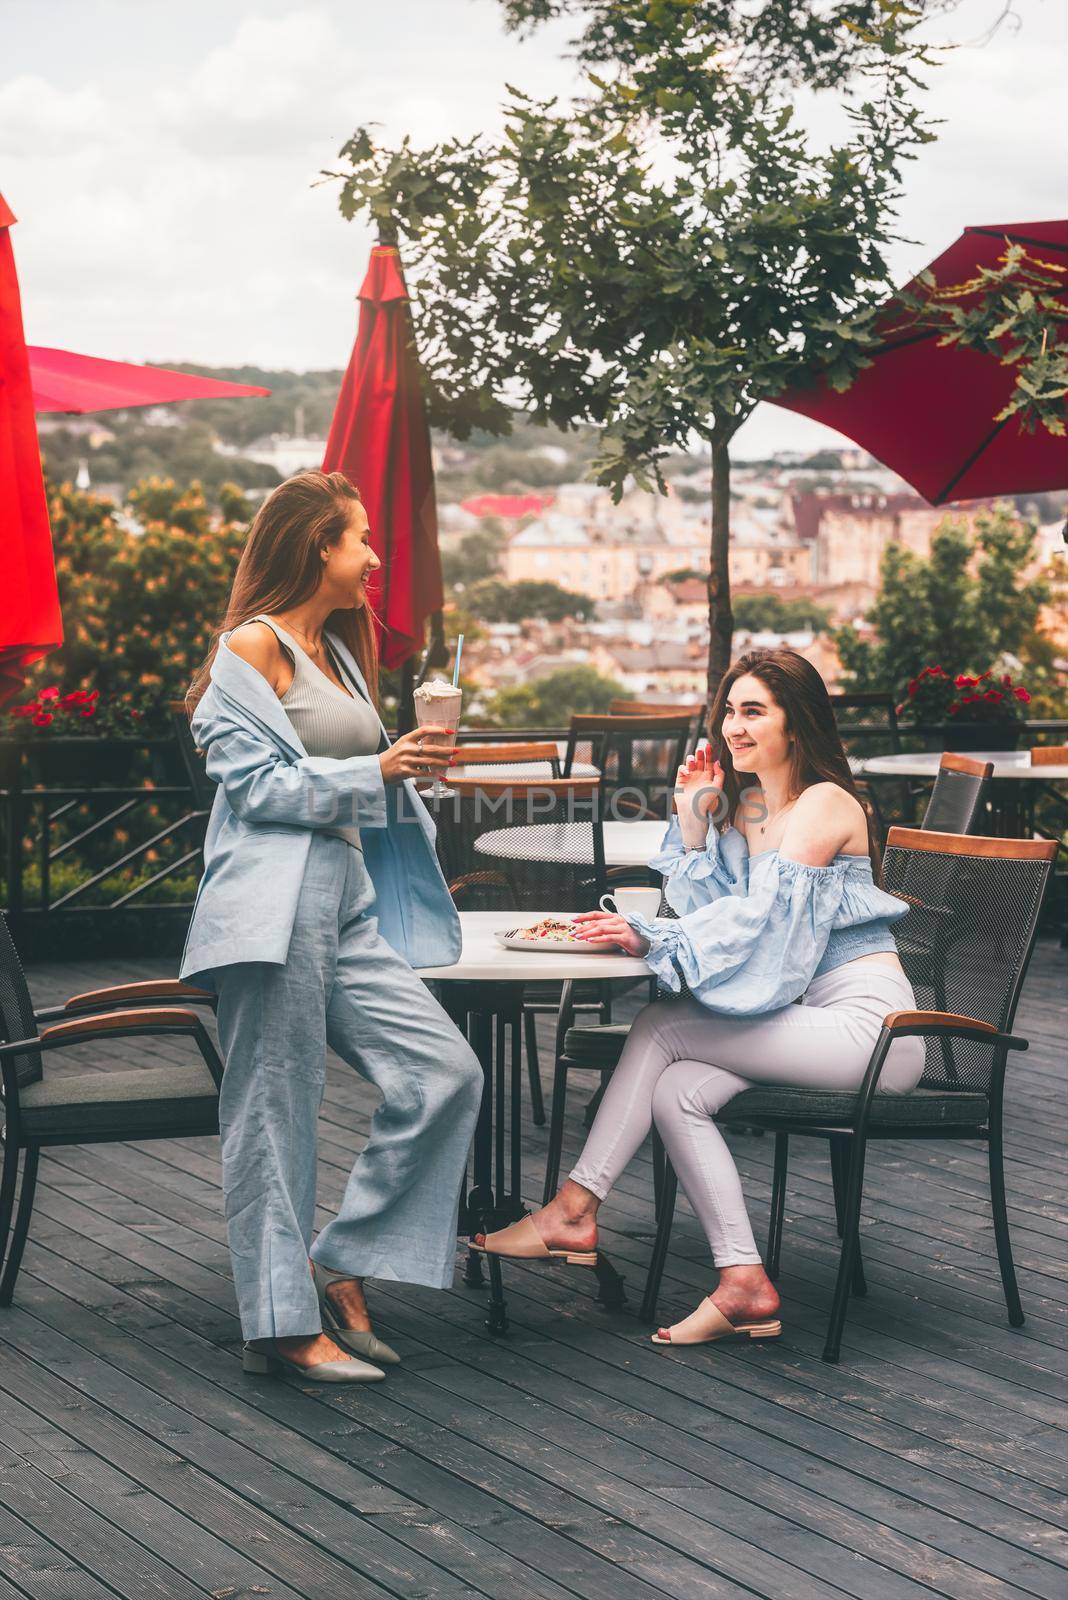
475, 647, 925, 1347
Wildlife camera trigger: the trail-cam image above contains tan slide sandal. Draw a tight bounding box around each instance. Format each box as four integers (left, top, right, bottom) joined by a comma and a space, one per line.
471, 1214, 598, 1268
651, 1299, 782, 1345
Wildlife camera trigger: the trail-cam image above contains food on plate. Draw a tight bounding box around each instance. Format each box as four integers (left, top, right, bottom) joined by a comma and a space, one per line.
507, 916, 580, 943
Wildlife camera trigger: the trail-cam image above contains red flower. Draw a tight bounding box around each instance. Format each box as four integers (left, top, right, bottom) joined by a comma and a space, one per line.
978, 670, 992, 681
961, 694, 979, 705
38, 687, 60, 702
60, 690, 91, 706
79, 705, 97, 718
1014, 688, 1031, 703
984, 689, 1003, 702
1002, 673, 1012, 687
8, 704, 34, 719
895, 702, 905, 715
31, 710, 54, 726
955, 674, 977, 688
948, 700, 961, 713
87, 689, 100, 701
907, 679, 918, 697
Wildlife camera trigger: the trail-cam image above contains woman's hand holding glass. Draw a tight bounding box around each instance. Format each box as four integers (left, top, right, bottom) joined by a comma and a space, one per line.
571, 911, 651, 956
675, 745, 725, 850
379, 725, 455, 783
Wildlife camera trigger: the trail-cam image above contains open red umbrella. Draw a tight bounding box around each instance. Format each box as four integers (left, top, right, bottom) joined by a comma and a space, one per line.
28, 348, 270, 414
0, 192, 62, 706
322, 245, 444, 671
771, 219, 1068, 504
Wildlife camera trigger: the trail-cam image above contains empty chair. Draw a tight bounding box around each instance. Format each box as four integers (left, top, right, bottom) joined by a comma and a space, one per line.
0, 911, 221, 1305
564, 713, 692, 821
920, 752, 993, 834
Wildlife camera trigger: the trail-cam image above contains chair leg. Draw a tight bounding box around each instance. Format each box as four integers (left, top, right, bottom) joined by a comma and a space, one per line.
766, 1133, 788, 1281
988, 1119, 1024, 1328
0, 1146, 38, 1307
542, 1060, 570, 1206
823, 1133, 869, 1362
640, 1160, 678, 1325
0, 1134, 19, 1291
523, 1010, 546, 1127
652, 1128, 665, 1223
829, 1136, 867, 1296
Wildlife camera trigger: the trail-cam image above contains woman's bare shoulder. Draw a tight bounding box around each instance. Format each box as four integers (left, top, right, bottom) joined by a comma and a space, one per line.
781, 783, 866, 864
225, 621, 287, 693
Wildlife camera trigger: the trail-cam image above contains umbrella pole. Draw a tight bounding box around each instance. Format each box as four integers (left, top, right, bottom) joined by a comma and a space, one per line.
398, 657, 416, 735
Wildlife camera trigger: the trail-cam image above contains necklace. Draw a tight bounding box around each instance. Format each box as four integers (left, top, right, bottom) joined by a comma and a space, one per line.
757, 795, 798, 836
277, 617, 324, 653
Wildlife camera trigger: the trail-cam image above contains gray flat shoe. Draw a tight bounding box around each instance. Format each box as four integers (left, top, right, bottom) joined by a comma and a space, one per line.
312, 1261, 401, 1365
242, 1341, 384, 1383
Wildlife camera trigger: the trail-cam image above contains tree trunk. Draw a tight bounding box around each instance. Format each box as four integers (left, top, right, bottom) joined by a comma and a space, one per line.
707, 434, 733, 701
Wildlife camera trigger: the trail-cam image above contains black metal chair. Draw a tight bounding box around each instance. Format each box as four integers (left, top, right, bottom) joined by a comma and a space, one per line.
639, 828, 1057, 1362
0, 912, 222, 1306
609, 700, 708, 760
919, 752, 993, 834
563, 713, 692, 821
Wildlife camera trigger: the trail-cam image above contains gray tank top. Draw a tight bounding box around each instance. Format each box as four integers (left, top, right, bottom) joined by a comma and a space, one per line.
248, 614, 381, 850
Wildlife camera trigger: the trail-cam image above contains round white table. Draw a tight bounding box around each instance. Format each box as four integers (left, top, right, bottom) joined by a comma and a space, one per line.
473, 817, 668, 870
445, 759, 600, 782
419, 911, 649, 1331
856, 750, 1068, 837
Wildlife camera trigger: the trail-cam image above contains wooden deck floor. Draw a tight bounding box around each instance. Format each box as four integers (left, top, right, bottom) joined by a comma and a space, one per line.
1, 941, 1065, 1600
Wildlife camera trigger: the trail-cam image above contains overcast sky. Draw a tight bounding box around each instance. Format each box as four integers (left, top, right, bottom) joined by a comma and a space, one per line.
3, 0, 1065, 458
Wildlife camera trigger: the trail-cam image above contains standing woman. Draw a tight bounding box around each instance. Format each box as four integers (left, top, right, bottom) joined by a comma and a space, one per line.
182, 470, 482, 1383
476, 649, 926, 1347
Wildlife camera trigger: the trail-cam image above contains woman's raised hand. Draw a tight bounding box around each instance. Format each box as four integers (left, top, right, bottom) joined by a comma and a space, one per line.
674, 744, 725, 846
379, 725, 455, 783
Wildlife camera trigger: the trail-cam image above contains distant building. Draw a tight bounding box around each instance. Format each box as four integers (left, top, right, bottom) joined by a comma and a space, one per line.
461, 493, 553, 519
234, 436, 327, 476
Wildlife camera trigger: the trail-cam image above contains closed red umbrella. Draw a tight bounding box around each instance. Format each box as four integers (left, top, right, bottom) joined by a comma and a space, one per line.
322, 245, 444, 670
0, 192, 62, 706
771, 219, 1068, 504
27, 348, 270, 413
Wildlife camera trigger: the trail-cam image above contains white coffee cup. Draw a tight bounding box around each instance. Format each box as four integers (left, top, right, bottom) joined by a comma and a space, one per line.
599, 888, 662, 918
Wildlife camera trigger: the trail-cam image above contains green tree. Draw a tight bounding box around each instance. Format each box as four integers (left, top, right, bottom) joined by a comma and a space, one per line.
24, 478, 250, 718
331, 1, 935, 697
464, 577, 596, 622
834, 504, 1061, 710
482, 664, 624, 726
733, 593, 832, 633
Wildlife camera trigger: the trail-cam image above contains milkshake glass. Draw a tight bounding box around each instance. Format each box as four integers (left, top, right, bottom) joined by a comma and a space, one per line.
413, 677, 462, 797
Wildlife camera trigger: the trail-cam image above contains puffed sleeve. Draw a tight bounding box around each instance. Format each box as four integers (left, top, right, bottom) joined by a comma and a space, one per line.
196, 716, 388, 832
648, 818, 749, 917
625, 854, 909, 1017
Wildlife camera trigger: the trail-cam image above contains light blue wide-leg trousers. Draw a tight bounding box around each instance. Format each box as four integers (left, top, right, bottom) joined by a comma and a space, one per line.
214, 833, 482, 1341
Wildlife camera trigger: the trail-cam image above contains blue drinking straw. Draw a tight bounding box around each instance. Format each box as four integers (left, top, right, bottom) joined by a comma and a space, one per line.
452, 634, 464, 688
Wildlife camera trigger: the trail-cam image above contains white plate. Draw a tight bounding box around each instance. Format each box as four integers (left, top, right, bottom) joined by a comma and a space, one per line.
494, 928, 612, 954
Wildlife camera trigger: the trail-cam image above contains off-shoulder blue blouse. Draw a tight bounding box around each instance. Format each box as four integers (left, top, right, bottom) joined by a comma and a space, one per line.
624, 817, 909, 1017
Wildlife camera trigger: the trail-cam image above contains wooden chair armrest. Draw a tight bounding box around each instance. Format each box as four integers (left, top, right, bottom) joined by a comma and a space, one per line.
883, 1010, 1028, 1050
39, 980, 217, 1022
38, 1007, 204, 1047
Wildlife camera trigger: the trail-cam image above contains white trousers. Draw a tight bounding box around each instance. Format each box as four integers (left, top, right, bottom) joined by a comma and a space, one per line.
569, 960, 925, 1268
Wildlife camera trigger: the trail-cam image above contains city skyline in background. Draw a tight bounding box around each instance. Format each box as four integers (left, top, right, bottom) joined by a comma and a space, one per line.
3, 0, 1066, 460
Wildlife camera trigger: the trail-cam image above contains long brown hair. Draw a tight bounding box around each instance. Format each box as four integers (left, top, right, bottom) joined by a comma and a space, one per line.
185, 470, 379, 716
707, 648, 884, 885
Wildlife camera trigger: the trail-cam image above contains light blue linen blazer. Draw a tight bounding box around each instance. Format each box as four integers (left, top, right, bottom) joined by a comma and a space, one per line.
178, 627, 461, 989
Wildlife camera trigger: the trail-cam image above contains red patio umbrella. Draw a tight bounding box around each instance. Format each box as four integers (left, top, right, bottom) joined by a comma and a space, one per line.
771, 219, 1068, 504
0, 192, 62, 706
322, 245, 444, 671
28, 348, 270, 414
